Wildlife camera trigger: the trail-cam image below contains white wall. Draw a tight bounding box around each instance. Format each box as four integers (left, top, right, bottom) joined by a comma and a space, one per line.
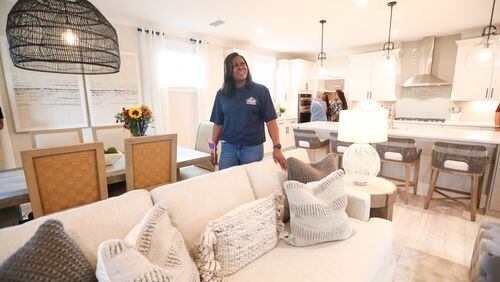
0, 0, 282, 168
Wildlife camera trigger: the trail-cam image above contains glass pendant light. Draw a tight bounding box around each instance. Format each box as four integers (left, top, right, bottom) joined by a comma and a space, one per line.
467, 0, 498, 68
379, 1, 399, 73
312, 20, 332, 80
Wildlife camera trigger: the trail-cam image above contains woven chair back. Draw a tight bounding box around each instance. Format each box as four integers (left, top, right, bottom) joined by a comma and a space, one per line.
125, 134, 177, 191
329, 132, 354, 154
431, 142, 488, 174
21, 142, 108, 218
376, 137, 420, 163
293, 129, 329, 149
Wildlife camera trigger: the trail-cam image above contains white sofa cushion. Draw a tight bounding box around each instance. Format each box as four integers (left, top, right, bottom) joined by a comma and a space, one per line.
225, 218, 395, 282
196, 194, 281, 281
96, 203, 199, 282
0, 190, 153, 267
149, 166, 256, 254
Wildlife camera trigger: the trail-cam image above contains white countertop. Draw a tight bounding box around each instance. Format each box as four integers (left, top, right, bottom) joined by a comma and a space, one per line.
293, 121, 500, 145
394, 120, 498, 128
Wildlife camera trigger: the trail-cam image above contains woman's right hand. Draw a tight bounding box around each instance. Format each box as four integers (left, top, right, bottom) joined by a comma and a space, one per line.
210, 152, 218, 166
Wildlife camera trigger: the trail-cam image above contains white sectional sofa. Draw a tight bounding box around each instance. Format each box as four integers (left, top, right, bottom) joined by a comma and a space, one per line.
0, 149, 395, 282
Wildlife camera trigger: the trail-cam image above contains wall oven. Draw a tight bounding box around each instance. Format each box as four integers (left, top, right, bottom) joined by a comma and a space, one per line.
298, 93, 312, 123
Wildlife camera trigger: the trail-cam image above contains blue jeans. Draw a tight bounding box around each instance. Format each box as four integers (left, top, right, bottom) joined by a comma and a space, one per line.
219, 142, 264, 170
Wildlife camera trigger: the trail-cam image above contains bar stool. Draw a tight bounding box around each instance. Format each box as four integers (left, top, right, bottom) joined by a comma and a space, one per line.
375, 137, 422, 205
329, 132, 353, 168
293, 128, 329, 162
424, 142, 488, 221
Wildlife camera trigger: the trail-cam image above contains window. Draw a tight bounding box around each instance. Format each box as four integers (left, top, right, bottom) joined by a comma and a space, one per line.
158, 48, 201, 88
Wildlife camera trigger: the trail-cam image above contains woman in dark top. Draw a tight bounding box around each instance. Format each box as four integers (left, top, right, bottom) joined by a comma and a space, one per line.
495, 103, 500, 129
210, 52, 287, 170
331, 90, 348, 122
322, 93, 331, 121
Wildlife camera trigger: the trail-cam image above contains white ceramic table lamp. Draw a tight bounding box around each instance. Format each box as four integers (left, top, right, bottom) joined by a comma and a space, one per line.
338, 109, 388, 185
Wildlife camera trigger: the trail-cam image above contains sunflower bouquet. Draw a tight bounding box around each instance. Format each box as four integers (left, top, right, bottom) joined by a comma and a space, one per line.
115, 104, 153, 137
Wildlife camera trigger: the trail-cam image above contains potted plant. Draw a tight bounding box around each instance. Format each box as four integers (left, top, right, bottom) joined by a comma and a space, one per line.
278, 105, 286, 117
104, 147, 122, 166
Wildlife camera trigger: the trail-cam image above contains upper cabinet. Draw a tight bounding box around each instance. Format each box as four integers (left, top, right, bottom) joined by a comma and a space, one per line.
452, 38, 499, 101
276, 59, 314, 118
347, 50, 400, 102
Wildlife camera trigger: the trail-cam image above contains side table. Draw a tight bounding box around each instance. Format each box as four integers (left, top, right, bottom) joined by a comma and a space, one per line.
345, 177, 397, 221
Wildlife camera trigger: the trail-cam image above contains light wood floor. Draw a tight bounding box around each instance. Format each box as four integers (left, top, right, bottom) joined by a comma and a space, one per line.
392, 193, 500, 267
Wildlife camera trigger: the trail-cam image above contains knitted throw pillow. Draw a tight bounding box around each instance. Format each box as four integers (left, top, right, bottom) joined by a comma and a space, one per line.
283, 153, 337, 221
283, 169, 352, 247
195, 194, 284, 281
96, 202, 200, 282
0, 219, 96, 282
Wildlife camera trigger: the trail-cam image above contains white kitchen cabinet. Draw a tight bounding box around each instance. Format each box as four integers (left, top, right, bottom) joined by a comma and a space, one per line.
275, 59, 314, 119
348, 50, 399, 102
263, 118, 298, 154
452, 38, 499, 101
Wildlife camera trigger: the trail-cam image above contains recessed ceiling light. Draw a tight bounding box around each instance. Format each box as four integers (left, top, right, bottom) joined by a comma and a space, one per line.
256, 29, 263, 35
357, 0, 368, 7
391, 28, 400, 34
209, 20, 225, 27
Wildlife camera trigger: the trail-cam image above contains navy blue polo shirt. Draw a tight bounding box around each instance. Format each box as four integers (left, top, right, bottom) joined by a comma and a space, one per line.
210, 83, 277, 146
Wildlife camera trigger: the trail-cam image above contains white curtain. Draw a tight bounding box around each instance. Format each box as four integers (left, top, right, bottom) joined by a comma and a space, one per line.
138, 30, 170, 134
196, 42, 224, 122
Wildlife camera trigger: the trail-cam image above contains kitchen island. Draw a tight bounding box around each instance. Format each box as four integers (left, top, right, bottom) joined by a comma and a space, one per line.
292, 121, 500, 216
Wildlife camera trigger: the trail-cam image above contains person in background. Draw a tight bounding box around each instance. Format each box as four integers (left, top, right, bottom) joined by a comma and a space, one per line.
331, 90, 348, 122
0, 106, 4, 130
495, 103, 500, 130
310, 91, 327, 122
209, 52, 287, 171
322, 93, 331, 121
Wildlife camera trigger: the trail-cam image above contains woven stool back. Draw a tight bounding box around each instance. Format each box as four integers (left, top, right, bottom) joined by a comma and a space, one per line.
376, 137, 419, 163
125, 134, 177, 191
293, 129, 329, 149
329, 132, 353, 154
432, 142, 488, 174
21, 142, 108, 218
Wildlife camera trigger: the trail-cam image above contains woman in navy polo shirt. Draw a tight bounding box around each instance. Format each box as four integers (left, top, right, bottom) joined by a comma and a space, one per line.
210, 52, 287, 171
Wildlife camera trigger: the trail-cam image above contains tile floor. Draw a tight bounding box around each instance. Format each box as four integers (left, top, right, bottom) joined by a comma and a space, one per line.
392, 193, 500, 267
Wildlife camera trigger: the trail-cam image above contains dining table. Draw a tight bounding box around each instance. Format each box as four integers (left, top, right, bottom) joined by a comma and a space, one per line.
0, 146, 210, 215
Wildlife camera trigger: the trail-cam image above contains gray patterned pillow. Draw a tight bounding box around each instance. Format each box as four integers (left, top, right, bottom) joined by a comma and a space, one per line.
96, 202, 200, 282
283, 153, 337, 221
0, 219, 96, 282
195, 194, 284, 281
284, 170, 352, 247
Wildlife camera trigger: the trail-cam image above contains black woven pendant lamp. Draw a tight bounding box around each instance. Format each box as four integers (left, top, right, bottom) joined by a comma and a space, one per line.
6, 0, 120, 75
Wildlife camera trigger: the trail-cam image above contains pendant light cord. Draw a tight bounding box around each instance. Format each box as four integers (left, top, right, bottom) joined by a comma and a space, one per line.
321, 21, 324, 55
387, 3, 394, 47
486, 0, 497, 41
317, 20, 327, 62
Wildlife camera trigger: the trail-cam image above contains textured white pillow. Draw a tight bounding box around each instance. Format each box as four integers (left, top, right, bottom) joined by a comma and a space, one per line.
96, 202, 200, 282
195, 194, 283, 281
284, 169, 352, 246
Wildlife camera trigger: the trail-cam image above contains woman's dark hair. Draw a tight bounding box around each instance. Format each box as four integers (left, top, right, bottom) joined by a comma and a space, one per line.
336, 90, 348, 110
222, 52, 254, 97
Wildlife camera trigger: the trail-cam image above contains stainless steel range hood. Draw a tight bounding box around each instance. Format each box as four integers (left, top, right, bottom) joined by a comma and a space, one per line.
401, 37, 450, 87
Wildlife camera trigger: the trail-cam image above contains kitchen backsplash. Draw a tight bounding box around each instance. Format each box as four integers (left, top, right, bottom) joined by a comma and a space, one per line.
394, 86, 453, 120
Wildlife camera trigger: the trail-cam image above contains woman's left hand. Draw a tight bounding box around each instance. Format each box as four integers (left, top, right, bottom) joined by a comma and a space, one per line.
273, 149, 287, 171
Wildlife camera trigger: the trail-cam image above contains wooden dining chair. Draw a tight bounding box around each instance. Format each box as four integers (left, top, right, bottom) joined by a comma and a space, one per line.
125, 134, 177, 191
92, 125, 131, 153
21, 142, 108, 218
179, 121, 215, 181
30, 128, 83, 149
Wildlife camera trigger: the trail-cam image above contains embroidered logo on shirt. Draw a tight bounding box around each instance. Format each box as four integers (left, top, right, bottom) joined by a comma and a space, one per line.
246, 97, 257, 105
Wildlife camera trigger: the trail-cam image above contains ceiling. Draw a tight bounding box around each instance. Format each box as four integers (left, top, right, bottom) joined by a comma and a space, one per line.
91, 0, 500, 56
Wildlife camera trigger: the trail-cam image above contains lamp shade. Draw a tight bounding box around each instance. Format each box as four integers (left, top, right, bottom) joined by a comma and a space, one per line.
338, 109, 388, 143
6, 0, 120, 75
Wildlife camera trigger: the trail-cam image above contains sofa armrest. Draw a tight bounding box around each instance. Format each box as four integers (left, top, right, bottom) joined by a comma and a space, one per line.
346, 189, 371, 221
